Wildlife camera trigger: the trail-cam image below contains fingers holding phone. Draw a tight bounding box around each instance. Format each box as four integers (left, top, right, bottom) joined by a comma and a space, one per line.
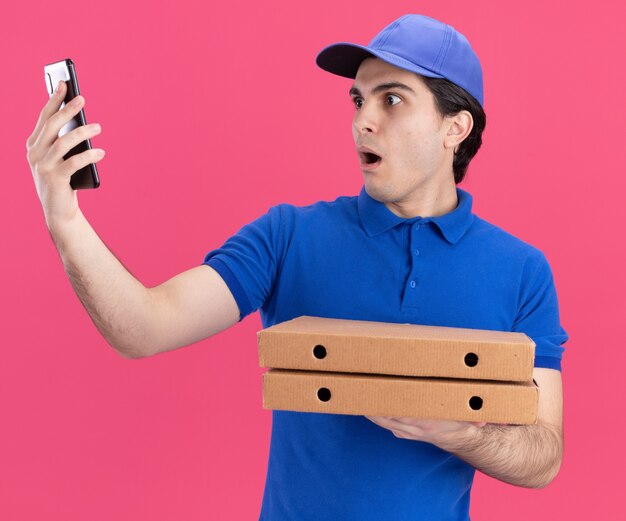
26, 79, 105, 231
44, 86, 104, 171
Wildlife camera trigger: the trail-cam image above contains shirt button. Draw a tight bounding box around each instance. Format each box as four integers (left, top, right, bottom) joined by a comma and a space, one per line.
414, 249, 420, 256
410, 280, 416, 288
414, 224, 421, 231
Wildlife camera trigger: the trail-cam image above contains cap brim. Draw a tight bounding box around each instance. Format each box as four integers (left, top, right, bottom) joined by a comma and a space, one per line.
316, 42, 445, 80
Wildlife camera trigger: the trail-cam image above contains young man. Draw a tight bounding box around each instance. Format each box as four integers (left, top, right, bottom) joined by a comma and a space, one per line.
27, 13, 567, 521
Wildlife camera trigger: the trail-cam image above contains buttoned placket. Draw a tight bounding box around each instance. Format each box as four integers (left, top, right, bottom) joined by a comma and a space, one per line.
401, 220, 428, 309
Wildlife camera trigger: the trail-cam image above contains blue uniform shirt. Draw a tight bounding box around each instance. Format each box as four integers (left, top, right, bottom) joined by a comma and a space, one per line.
202, 186, 568, 521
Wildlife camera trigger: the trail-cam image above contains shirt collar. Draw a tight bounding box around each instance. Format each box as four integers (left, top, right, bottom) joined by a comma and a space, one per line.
357, 185, 475, 244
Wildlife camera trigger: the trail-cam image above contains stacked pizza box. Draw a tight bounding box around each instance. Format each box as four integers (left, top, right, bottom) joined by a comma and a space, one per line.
258, 316, 539, 425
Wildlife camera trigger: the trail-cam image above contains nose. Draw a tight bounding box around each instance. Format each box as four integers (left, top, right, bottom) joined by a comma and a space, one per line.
353, 101, 378, 135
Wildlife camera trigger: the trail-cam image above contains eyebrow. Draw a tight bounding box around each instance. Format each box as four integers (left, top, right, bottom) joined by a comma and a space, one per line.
349, 82, 416, 97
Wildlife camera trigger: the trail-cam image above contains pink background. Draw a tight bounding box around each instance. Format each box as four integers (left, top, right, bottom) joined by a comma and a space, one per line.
2, 0, 624, 519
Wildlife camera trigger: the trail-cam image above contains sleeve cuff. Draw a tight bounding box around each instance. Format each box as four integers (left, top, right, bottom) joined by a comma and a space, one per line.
534, 355, 562, 372
203, 257, 253, 321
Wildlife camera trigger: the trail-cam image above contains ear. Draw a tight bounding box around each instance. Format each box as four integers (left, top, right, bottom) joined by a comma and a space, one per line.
444, 110, 473, 153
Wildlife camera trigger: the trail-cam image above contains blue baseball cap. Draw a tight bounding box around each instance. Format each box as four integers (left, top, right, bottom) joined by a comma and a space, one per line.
316, 14, 484, 107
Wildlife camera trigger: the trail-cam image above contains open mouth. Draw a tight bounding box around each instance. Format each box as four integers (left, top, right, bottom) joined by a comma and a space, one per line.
363, 152, 381, 164
359, 151, 382, 168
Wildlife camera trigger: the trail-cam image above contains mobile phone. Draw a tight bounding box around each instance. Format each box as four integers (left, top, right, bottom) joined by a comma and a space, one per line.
43, 58, 100, 189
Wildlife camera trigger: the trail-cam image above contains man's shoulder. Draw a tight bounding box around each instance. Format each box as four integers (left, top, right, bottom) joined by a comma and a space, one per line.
469, 214, 547, 262
270, 193, 359, 221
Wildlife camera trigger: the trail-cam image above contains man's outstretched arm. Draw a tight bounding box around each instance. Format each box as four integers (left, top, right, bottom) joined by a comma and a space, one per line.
366, 367, 563, 489
26, 81, 240, 359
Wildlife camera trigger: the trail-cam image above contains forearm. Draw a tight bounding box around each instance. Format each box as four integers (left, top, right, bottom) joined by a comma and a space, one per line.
439, 422, 563, 489
368, 372, 564, 489
48, 208, 155, 358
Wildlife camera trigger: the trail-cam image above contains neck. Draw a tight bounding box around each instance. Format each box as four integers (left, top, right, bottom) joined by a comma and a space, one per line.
383, 177, 459, 219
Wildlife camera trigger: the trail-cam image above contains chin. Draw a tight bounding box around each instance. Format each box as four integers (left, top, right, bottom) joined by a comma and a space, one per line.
363, 179, 398, 203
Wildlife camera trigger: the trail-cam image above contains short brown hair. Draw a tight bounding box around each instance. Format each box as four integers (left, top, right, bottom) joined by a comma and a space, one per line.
420, 76, 487, 184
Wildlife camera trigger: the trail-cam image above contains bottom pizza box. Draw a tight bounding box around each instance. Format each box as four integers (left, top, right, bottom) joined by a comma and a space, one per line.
263, 369, 539, 425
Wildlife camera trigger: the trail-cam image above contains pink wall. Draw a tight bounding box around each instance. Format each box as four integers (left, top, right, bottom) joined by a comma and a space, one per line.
2, 0, 623, 519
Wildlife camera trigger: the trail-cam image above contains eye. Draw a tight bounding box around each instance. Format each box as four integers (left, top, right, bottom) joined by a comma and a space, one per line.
352, 97, 364, 109
385, 94, 401, 106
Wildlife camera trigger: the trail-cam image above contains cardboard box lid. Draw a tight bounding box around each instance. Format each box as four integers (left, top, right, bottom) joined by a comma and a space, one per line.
263, 369, 539, 425
258, 316, 535, 382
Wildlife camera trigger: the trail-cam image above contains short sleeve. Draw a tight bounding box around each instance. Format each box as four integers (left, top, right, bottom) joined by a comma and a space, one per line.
512, 252, 568, 371
201, 205, 283, 322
